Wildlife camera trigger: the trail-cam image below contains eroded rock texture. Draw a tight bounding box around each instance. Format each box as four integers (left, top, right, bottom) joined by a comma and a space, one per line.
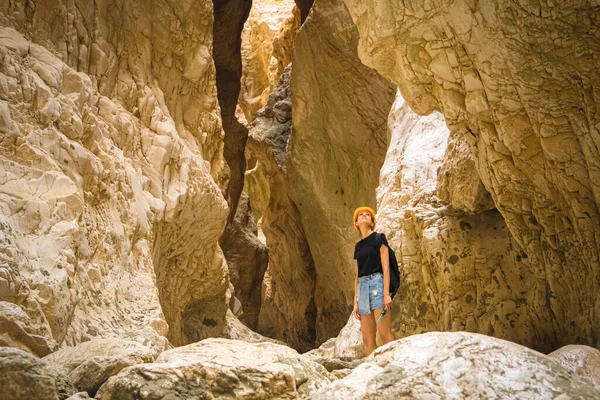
304, 316, 365, 361
343, 0, 600, 350
238, 0, 299, 123
549, 344, 600, 387
0, 347, 75, 400
43, 338, 157, 397
0, 0, 229, 350
309, 332, 600, 399
96, 338, 332, 400
378, 93, 538, 348
247, 66, 317, 352
288, 0, 395, 344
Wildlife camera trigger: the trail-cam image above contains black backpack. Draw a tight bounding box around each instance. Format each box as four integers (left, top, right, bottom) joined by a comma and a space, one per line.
380, 233, 400, 298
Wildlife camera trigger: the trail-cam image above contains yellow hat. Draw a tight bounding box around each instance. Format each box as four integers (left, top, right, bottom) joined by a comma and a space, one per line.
353, 207, 376, 231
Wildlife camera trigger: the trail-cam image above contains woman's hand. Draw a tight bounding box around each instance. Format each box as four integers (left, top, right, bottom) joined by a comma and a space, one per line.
384, 294, 392, 309
353, 303, 360, 320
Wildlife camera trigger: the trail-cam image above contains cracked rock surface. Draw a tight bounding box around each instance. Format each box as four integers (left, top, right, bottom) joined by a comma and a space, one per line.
247, 66, 318, 352
96, 338, 332, 400
377, 93, 537, 348
0, 0, 229, 350
549, 344, 600, 387
309, 332, 600, 399
0, 346, 76, 400
42, 338, 157, 396
342, 0, 600, 351
238, 0, 299, 123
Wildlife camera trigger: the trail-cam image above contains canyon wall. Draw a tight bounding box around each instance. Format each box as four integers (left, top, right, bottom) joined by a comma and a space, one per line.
0, 0, 230, 351
238, 0, 299, 124
378, 92, 538, 347
247, 66, 317, 352
342, 0, 600, 351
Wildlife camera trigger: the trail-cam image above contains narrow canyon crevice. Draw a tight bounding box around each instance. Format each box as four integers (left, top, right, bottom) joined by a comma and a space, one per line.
212, 0, 269, 330
294, 0, 315, 22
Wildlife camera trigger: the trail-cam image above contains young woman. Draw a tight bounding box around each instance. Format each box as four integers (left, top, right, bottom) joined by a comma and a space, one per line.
353, 206, 394, 355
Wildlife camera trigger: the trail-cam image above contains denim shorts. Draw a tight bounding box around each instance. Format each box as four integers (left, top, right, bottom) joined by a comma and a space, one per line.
357, 272, 384, 314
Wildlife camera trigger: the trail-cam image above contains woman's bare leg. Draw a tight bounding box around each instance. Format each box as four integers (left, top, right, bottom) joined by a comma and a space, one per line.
359, 313, 377, 355
373, 307, 394, 345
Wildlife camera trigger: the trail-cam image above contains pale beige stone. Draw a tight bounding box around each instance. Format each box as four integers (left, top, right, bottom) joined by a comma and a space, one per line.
43, 338, 157, 396
436, 130, 495, 214
309, 332, 600, 399
376, 92, 538, 349
288, 0, 395, 344
342, 0, 600, 351
247, 66, 317, 352
96, 338, 332, 400
0, 1, 229, 351
549, 344, 600, 387
305, 316, 365, 360
0, 347, 76, 400
0, 300, 57, 356
238, 0, 299, 123
224, 309, 286, 346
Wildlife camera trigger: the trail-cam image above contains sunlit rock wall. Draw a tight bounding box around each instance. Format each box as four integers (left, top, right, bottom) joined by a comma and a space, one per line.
378, 92, 538, 348
343, 0, 600, 351
238, 0, 300, 124
0, 0, 229, 351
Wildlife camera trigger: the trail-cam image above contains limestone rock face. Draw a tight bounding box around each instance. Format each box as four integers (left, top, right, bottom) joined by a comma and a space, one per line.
436, 130, 495, 214
342, 0, 600, 350
288, 0, 395, 344
377, 93, 538, 349
238, 0, 299, 123
96, 338, 332, 400
0, 301, 57, 356
309, 332, 600, 399
247, 66, 317, 352
305, 316, 365, 361
0, 0, 229, 350
42, 338, 157, 396
0, 347, 76, 400
549, 344, 600, 387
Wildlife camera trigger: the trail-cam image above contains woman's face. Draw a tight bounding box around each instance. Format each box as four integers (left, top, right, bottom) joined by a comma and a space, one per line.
356, 211, 373, 229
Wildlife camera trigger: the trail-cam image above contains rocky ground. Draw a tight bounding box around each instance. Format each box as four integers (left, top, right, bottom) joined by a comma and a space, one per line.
2, 332, 600, 399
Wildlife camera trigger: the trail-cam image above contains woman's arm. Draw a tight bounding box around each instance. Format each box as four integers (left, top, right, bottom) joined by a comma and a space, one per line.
380, 243, 392, 309
353, 262, 360, 320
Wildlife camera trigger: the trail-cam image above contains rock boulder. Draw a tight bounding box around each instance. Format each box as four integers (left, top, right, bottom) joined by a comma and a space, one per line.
96, 338, 332, 399
310, 332, 600, 399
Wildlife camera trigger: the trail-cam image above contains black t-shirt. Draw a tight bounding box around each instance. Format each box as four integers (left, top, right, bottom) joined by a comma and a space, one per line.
354, 232, 389, 277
